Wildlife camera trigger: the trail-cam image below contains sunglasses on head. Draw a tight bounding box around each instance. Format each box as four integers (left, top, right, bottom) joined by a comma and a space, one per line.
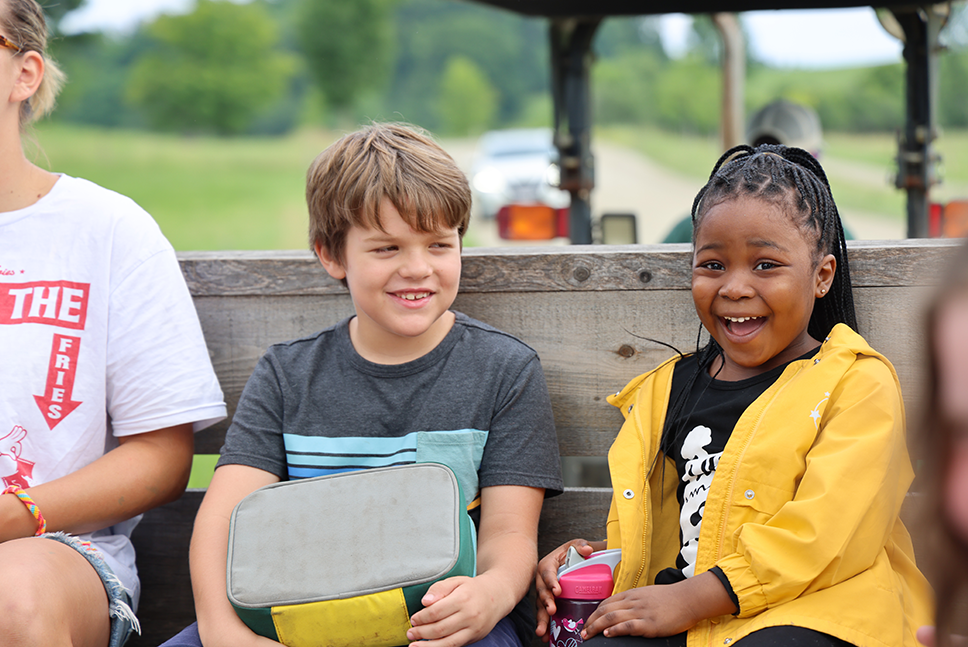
0, 34, 21, 53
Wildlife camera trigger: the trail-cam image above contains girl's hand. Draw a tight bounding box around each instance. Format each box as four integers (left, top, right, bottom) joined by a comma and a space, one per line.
581, 571, 736, 640
406, 575, 506, 647
535, 539, 602, 642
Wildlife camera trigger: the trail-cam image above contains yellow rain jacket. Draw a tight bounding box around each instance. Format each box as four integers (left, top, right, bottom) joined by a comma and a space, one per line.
605, 324, 932, 647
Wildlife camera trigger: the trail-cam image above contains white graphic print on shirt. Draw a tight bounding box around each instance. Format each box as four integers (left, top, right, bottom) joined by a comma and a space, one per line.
679, 425, 723, 577
1, 280, 91, 488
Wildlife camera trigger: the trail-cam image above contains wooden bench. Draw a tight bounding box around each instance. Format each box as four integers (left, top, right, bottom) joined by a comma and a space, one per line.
128, 239, 958, 646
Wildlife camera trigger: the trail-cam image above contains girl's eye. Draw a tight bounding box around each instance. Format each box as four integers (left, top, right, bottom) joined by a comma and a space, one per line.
755, 261, 778, 270
699, 261, 724, 271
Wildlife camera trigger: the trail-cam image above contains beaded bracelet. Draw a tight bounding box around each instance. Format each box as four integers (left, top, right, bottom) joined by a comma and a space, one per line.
2, 485, 47, 536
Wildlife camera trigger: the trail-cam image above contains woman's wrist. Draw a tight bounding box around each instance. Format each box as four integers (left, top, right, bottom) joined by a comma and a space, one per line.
0, 488, 45, 542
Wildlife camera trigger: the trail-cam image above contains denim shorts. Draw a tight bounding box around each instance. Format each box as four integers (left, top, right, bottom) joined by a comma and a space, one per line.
43, 532, 141, 647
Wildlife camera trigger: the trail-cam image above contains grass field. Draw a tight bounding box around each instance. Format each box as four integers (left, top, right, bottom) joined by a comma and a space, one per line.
31, 123, 341, 251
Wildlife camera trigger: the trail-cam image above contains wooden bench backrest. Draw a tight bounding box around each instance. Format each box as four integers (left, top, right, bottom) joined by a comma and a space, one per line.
129, 240, 958, 646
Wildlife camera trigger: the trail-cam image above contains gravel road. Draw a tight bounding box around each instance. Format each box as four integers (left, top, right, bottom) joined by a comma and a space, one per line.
442, 137, 907, 247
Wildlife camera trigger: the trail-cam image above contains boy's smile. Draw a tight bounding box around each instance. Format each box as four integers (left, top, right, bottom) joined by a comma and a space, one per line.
691, 196, 835, 381
317, 198, 461, 364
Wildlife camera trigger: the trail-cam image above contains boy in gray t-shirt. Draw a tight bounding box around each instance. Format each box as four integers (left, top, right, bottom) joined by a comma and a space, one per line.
167, 123, 562, 647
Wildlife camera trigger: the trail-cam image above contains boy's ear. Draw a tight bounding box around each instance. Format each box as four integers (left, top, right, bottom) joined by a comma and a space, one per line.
815, 253, 836, 297
9, 51, 44, 104
315, 243, 346, 281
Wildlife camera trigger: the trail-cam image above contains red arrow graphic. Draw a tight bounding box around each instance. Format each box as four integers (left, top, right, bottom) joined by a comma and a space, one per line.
33, 334, 82, 430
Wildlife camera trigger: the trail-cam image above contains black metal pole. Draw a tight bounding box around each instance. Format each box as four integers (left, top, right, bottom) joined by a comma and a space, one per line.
891, 7, 943, 238
550, 18, 600, 245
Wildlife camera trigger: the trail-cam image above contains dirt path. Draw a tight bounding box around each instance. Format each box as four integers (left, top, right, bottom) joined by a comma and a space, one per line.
442, 137, 909, 246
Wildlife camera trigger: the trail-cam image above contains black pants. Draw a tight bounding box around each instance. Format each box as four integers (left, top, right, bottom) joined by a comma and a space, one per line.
582, 626, 853, 647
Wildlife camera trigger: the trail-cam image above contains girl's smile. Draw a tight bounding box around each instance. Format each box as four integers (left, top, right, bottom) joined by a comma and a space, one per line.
692, 196, 835, 381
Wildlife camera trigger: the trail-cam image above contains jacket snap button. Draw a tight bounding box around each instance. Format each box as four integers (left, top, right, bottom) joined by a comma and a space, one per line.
623, 489, 635, 499
744, 489, 755, 500
724, 639, 733, 645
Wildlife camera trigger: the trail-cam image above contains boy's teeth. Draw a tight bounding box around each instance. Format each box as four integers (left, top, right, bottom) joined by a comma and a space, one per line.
400, 292, 429, 300
725, 316, 761, 323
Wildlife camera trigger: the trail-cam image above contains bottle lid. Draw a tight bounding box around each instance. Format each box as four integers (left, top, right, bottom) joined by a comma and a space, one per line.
558, 563, 614, 600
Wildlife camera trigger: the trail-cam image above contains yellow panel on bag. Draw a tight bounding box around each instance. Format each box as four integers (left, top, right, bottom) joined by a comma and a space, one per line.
271, 587, 412, 647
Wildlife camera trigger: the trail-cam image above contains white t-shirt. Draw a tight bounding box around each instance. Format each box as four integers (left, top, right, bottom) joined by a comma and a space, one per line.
0, 175, 226, 606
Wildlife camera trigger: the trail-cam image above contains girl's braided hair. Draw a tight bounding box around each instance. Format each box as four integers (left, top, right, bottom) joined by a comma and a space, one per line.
656, 143, 858, 463
692, 143, 856, 340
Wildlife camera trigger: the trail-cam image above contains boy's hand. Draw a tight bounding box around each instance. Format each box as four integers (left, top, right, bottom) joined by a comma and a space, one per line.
534, 539, 601, 642
407, 574, 507, 647
580, 571, 736, 640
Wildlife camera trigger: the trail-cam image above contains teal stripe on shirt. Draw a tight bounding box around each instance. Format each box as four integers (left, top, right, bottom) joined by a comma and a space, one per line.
283, 430, 487, 500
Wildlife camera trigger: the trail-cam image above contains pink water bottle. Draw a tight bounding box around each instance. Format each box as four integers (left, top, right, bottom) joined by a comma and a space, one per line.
550, 563, 614, 647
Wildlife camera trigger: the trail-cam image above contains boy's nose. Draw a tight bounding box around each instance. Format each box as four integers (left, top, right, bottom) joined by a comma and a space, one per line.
399, 251, 433, 278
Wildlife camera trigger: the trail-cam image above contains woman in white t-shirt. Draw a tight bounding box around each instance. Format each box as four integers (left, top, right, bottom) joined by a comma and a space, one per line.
0, 2, 226, 646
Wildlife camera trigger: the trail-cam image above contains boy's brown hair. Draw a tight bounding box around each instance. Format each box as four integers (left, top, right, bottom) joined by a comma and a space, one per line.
307, 123, 471, 265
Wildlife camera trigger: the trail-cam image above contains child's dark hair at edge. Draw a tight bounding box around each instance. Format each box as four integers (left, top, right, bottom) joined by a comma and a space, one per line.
659, 144, 859, 460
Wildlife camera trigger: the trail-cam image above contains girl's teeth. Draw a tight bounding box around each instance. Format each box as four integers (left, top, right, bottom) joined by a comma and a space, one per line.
725, 316, 760, 323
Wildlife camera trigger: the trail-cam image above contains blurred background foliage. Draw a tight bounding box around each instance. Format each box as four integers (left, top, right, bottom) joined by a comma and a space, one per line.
43, 0, 968, 138
28, 0, 968, 251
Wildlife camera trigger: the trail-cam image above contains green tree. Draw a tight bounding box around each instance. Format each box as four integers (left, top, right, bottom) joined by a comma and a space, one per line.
294, 0, 394, 112
940, 4, 968, 127
389, 0, 548, 129
41, 0, 86, 34
437, 56, 498, 136
126, 0, 296, 135
654, 56, 721, 134
593, 50, 664, 125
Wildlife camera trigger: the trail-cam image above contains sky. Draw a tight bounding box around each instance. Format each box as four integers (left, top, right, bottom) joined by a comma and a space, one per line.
60, 1, 904, 70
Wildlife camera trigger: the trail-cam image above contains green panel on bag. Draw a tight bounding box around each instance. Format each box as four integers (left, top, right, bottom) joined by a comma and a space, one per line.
402, 484, 478, 615
234, 605, 279, 641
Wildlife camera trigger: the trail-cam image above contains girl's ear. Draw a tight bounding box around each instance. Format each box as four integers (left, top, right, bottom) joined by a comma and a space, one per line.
815, 253, 836, 297
315, 243, 347, 281
9, 51, 44, 104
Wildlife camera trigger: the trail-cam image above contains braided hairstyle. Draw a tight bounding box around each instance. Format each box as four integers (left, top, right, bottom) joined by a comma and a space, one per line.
656, 143, 857, 467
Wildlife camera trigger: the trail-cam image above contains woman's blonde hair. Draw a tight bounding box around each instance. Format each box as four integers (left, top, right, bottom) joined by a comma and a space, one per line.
1, 0, 65, 126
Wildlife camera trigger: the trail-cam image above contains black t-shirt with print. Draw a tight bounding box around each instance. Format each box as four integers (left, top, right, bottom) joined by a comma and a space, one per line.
656, 348, 816, 586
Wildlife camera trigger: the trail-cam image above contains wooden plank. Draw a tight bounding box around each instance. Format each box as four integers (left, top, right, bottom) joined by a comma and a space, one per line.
179, 240, 962, 296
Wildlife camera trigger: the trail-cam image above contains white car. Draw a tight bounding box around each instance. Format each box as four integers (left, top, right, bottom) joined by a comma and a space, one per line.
469, 128, 571, 219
